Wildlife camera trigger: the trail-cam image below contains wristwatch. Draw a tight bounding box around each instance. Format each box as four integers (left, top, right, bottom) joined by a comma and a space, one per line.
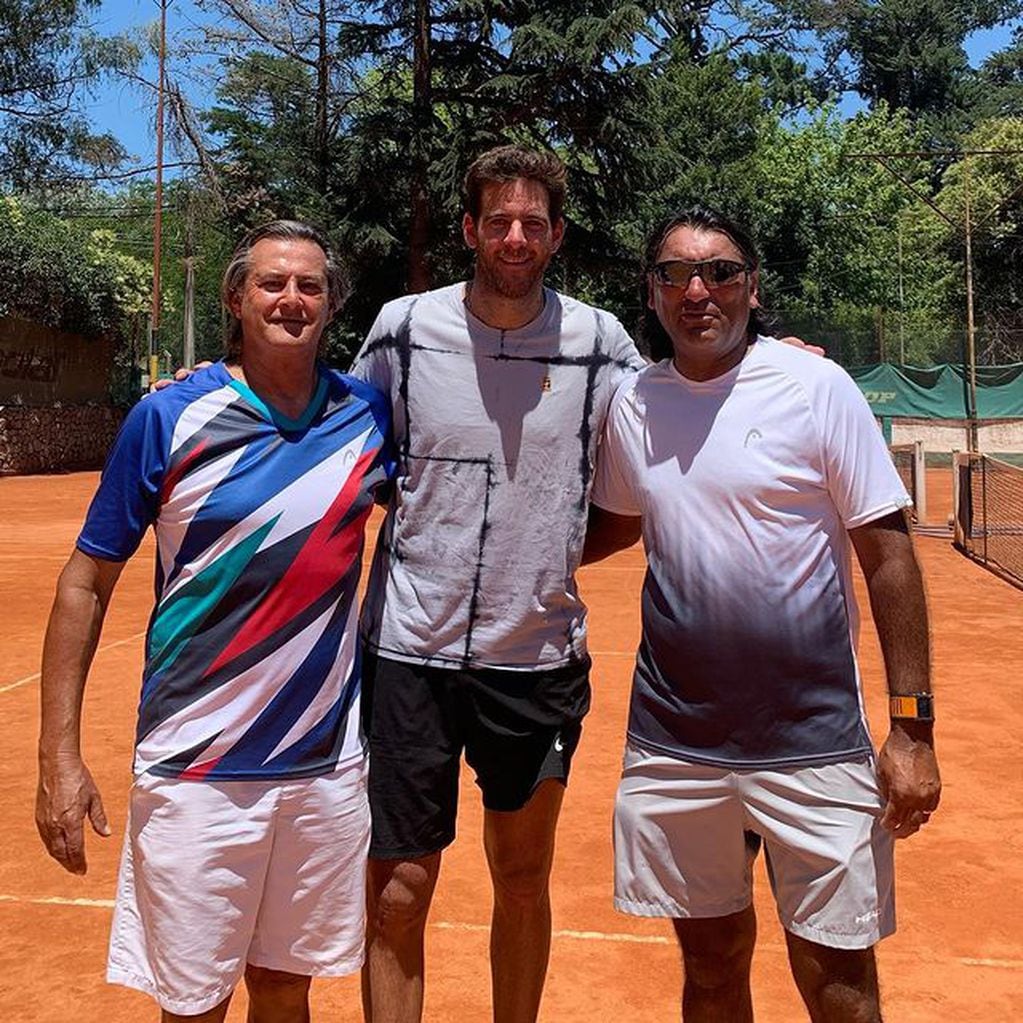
889, 693, 934, 721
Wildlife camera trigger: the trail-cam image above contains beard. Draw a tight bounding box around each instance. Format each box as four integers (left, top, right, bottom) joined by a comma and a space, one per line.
474, 247, 549, 300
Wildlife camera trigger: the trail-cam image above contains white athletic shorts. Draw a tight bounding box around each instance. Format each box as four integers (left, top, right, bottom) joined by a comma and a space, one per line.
106, 758, 370, 1016
613, 742, 895, 950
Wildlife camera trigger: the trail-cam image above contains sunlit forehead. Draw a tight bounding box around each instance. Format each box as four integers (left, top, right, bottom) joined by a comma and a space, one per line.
247, 238, 328, 284
478, 178, 554, 226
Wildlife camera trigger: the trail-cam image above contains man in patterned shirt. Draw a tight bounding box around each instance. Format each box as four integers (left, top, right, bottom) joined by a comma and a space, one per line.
351, 145, 647, 1023
35, 221, 394, 1022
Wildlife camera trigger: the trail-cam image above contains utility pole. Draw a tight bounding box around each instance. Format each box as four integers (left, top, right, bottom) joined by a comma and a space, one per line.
963, 158, 979, 450
182, 190, 195, 370
150, 0, 167, 386
408, 0, 432, 293
183, 256, 195, 370
897, 218, 905, 365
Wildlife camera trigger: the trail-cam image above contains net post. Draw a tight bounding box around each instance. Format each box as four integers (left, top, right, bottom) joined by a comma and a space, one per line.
952, 449, 963, 547
913, 440, 927, 524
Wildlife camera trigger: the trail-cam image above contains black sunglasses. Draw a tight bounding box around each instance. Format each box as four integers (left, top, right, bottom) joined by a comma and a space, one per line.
651, 259, 751, 289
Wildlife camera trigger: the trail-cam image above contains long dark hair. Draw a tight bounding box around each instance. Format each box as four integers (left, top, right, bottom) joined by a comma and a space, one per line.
640, 206, 771, 361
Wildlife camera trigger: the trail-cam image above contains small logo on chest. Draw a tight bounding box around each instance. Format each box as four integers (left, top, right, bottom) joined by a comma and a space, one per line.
744, 428, 763, 448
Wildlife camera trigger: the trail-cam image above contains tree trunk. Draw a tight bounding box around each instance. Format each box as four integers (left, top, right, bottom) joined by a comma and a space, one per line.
408, 0, 432, 292
315, 0, 329, 197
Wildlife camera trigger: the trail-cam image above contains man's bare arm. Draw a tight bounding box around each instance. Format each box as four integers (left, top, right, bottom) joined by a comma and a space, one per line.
582, 505, 642, 565
36, 550, 125, 874
850, 511, 940, 839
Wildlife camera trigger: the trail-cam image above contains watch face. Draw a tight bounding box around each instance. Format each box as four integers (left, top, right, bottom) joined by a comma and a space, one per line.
890, 694, 933, 720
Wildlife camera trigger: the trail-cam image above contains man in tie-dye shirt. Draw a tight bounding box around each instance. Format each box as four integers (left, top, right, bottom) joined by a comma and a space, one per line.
35, 221, 394, 1022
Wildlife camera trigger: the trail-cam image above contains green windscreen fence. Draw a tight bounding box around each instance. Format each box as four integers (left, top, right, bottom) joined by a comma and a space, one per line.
848, 363, 1023, 419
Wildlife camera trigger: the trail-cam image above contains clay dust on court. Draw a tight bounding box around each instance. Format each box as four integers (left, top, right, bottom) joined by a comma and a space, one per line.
1, 470, 1020, 1021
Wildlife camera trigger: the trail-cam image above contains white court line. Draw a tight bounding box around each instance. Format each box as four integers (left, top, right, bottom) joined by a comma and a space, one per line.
0, 631, 146, 695
429, 922, 1023, 969
1, 896, 1020, 970
433, 919, 671, 945
0, 894, 116, 908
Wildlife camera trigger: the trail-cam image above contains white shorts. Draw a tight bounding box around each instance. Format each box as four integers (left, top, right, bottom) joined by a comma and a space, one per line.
613, 743, 895, 950
107, 758, 370, 1016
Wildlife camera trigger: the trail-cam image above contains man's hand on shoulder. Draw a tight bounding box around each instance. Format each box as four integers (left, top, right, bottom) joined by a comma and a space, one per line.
779, 335, 826, 357
150, 360, 213, 392
876, 722, 941, 839
35, 751, 110, 874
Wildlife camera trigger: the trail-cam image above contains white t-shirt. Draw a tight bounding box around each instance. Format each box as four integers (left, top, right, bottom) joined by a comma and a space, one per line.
591, 337, 912, 768
350, 282, 644, 669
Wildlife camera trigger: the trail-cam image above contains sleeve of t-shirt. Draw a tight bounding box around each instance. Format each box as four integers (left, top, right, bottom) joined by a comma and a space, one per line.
76, 399, 169, 561
347, 301, 400, 395
817, 363, 912, 528
591, 378, 643, 517
601, 311, 647, 391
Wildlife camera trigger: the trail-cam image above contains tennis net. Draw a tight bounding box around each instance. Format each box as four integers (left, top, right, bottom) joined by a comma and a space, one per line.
953, 452, 1023, 590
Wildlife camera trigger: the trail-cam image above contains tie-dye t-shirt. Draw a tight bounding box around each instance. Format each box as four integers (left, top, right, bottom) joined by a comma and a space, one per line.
350, 283, 645, 670
77, 362, 395, 781
591, 338, 912, 769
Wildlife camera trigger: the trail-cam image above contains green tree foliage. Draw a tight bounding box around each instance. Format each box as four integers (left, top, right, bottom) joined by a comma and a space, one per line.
0, 195, 150, 338
977, 25, 1023, 118
8, 0, 1023, 376
933, 117, 1023, 361
801, 0, 1023, 141
193, 0, 837, 357
191, 0, 677, 354
0, 0, 139, 186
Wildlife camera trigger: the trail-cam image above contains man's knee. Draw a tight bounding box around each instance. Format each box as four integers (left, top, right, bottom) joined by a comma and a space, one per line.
485, 825, 557, 906
484, 781, 562, 906
786, 934, 881, 1022
368, 855, 440, 937
487, 846, 555, 907
244, 964, 311, 1002
674, 908, 757, 991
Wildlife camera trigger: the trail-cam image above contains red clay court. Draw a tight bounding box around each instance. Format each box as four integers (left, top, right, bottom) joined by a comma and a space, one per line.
1, 469, 1020, 1021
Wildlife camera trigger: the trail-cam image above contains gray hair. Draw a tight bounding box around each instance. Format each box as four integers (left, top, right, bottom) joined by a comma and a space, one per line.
220, 220, 350, 358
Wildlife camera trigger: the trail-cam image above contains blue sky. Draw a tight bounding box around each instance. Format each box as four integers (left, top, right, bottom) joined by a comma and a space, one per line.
86, 0, 1021, 176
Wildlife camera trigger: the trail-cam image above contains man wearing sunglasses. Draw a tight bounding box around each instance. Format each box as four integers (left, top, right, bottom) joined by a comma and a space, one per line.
585, 207, 940, 1022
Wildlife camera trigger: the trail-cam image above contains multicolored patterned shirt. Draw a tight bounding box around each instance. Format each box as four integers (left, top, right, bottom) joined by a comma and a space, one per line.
78, 361, 395, 781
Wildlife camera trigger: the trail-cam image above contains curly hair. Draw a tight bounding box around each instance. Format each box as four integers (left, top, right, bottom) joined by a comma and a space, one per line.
463, 145, 568, 224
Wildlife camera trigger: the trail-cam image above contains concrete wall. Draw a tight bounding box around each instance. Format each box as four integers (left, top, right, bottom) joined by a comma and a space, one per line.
890, 417, 1023, 454
0, 403, 123, 475
0, 315, 115, 405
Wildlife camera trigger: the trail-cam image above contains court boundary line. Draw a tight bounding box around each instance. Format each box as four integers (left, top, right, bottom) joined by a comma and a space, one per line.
2, 895, 1019, 970
0, 631, 147, 695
